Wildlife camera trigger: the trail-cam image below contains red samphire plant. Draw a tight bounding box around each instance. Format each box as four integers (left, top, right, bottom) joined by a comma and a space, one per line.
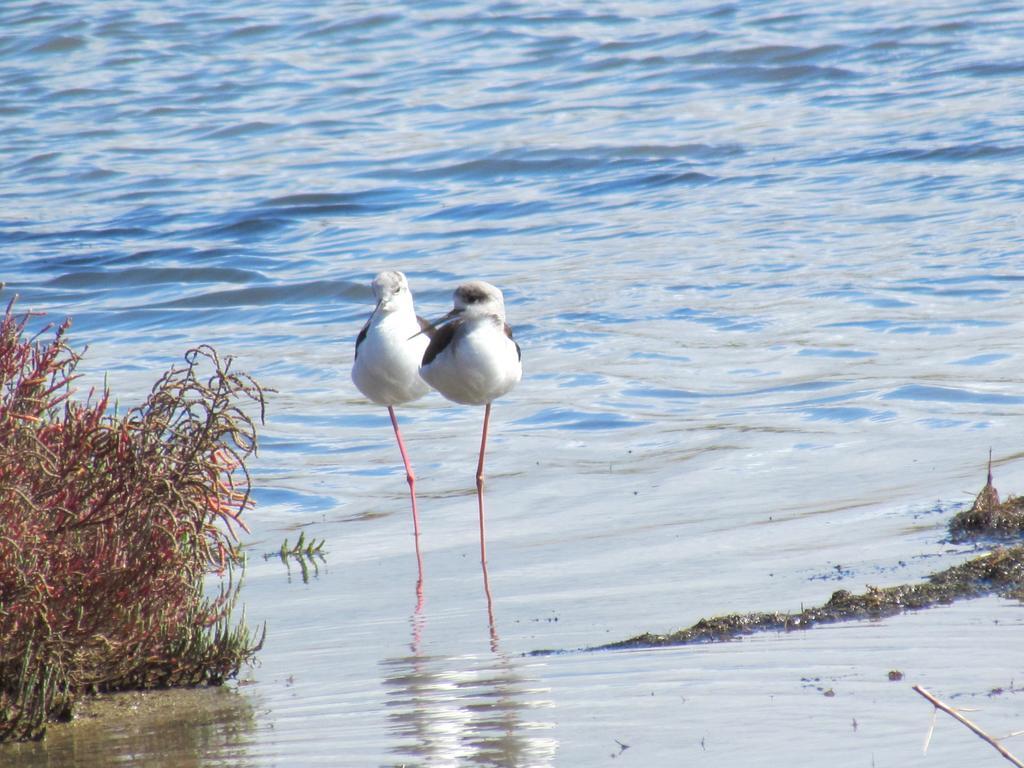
0, 301, 266, 741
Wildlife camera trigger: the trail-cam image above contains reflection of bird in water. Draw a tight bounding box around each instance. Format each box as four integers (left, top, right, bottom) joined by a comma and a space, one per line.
420, 280, 522, 566
383, 621, 556, 766
386, 551, 553, 766
352, 270, 433, 588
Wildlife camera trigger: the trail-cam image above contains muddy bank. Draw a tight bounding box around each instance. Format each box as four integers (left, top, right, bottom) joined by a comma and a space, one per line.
0, 686, 256, 767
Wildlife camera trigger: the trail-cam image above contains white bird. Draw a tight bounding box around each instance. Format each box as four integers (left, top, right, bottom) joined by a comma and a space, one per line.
352, 271, 433, 542
419, 280, 522, 564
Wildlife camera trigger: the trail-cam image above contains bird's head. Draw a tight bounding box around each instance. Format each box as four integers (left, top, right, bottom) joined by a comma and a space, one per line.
449, 280, 506, 320
371, 270, 413, 314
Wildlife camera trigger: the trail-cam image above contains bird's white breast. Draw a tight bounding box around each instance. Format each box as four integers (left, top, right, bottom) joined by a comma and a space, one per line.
420, 317, 521, 405
352, 309, 430, 406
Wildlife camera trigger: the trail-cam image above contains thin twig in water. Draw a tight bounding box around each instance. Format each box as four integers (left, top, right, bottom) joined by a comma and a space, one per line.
913, 685, 1024, 767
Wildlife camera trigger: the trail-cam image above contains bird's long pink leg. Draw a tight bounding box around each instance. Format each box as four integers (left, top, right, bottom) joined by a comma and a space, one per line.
476, 402, 491, 565
481, 554, 498, 652
411, 548, 425, 654
413, 519, 425, 619
388, 406, 421, 541
476, 404, 497, 648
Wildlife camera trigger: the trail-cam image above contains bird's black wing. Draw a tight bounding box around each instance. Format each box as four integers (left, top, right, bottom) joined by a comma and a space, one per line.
421, 319, 459, 366
354, 318, 370, 359
504, 322, 521, 362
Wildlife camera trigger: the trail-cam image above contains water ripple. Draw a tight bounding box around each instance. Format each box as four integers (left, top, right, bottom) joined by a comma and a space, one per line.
883, 384, 1024, 405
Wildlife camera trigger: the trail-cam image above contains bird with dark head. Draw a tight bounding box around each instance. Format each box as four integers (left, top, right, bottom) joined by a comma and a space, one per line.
420, 279, 522, 564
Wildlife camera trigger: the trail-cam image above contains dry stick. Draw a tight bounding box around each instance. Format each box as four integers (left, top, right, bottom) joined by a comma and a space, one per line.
913, 685, 1024, 767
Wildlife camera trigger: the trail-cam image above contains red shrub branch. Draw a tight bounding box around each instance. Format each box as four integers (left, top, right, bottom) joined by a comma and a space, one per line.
0, 302, 267, 742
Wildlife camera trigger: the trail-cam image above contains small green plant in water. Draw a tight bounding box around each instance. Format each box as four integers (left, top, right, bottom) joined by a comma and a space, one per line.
279, 530, 327, 558
267, 531, 327, 583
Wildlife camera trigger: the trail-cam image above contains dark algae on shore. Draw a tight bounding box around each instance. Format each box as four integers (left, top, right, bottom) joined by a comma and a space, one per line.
538, 457, 1024, 655
949, 451, 1024, 541
594, 545, 1024, 651
0, 303, 267, 742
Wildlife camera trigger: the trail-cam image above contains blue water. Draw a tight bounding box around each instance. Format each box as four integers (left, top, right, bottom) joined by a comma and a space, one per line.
3, 2, 1024, 766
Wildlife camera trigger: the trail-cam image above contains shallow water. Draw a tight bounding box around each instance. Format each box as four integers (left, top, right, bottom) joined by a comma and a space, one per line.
3, 0, 1024, 765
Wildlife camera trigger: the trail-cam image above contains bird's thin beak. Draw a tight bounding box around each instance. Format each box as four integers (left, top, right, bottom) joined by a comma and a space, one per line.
408, 307, 459, 340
